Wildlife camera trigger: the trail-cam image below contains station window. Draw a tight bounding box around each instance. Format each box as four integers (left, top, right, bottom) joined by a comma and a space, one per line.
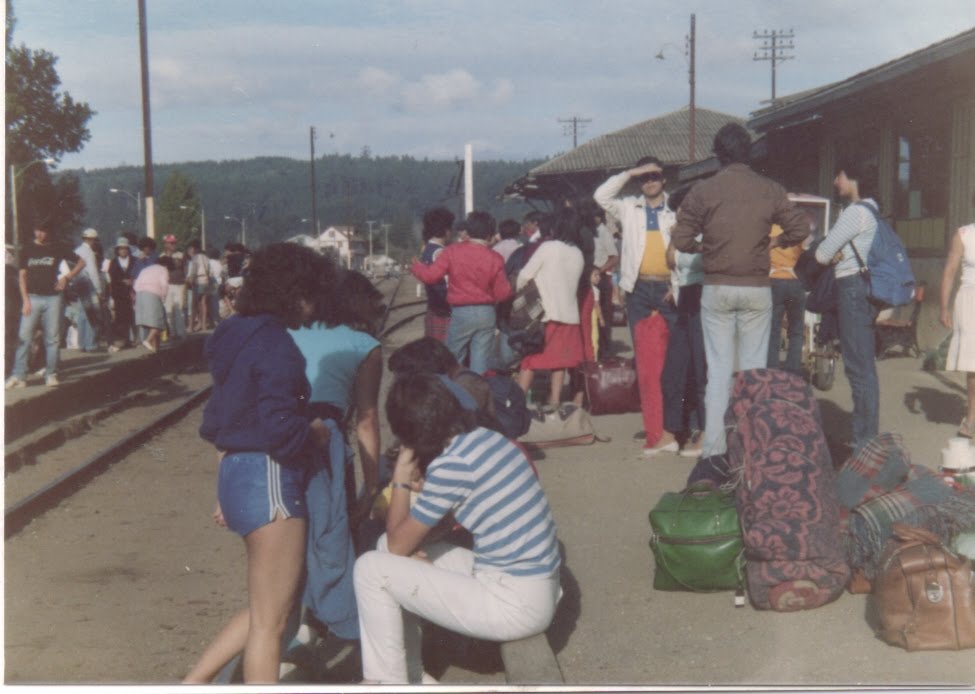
894, 128, 948, 220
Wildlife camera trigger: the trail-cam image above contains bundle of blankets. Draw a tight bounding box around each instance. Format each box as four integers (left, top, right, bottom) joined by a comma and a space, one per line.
837, 431, 975, 582
722, 368, 975, 611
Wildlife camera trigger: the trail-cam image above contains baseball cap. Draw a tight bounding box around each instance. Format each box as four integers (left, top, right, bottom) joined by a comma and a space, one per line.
81, 228, 99, 239
163, 234, 177, 243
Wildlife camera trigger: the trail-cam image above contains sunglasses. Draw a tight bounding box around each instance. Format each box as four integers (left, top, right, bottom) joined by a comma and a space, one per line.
637, 172, 665, 183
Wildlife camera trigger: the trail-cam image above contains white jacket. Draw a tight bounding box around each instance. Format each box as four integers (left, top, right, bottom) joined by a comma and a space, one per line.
593, 171, 676, 293
517, 240, 584, 324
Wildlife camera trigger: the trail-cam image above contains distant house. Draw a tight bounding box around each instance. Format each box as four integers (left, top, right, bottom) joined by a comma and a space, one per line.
748, 27, 975, 254
504, 106, 748, 203
286, 225, 356, 267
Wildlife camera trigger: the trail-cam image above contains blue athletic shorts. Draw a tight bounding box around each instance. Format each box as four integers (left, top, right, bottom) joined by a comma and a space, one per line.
217, 452, 308, 537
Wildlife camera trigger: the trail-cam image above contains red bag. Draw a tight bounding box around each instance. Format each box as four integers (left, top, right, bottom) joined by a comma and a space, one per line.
580, 358, 640, 415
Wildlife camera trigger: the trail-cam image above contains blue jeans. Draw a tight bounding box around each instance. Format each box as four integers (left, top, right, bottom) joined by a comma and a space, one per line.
768, 278, 806, 373
446, 304, 496, 375
66, 297, 97, 351
12, 293, 63, 378
700, 284, 772, 458
836, 274, 879, 449
625, 279, 676, 340
661, 283, 706, 434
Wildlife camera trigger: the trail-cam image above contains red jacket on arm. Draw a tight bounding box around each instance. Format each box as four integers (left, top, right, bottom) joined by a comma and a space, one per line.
411, 241, 513, 306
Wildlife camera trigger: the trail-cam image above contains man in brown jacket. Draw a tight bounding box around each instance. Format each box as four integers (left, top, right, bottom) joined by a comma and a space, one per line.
671, 123, 808, 471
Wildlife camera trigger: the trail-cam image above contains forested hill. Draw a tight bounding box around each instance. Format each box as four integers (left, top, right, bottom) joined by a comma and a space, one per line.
70, 154, 547, 254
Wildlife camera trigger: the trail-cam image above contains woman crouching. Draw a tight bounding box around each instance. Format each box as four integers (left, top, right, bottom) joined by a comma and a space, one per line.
354, 372, 562, 684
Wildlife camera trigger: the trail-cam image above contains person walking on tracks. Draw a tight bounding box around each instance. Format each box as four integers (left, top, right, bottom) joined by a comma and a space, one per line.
184, 243, 336, 684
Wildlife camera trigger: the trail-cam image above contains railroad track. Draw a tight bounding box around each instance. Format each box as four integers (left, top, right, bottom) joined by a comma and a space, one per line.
4, 274, 426, 538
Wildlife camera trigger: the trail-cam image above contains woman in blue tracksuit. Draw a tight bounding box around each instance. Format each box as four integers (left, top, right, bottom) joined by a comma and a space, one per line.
184, 243, 338, 684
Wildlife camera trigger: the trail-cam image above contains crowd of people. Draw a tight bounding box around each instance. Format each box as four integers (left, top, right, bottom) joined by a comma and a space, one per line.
9, 123, 972, 686
184, 242, 560, 684
5, 228, 249, 388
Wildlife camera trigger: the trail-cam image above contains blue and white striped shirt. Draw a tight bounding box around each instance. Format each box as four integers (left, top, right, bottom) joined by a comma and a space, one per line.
411, 427, 561, 578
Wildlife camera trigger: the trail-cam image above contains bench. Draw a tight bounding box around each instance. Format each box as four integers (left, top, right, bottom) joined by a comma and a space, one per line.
500, 632, 565, 684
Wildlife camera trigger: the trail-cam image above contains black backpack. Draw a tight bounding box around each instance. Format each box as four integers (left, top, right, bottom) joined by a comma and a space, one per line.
485, 372, 532, 439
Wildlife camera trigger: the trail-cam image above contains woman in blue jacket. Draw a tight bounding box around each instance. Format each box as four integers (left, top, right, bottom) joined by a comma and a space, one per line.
184, 243, 337, 684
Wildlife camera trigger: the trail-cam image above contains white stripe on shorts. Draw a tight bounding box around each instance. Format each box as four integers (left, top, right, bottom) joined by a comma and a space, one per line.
265, 455, 291, 523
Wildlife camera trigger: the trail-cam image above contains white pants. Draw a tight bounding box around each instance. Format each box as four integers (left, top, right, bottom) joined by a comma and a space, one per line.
353, 536, 561, 684
164, 284, 186, 338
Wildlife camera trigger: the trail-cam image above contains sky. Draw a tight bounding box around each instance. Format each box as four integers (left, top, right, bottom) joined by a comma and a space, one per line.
10, 1, 975, 172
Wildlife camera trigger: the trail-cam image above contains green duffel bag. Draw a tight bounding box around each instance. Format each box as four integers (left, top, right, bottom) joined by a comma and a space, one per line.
648, 483, 744, 592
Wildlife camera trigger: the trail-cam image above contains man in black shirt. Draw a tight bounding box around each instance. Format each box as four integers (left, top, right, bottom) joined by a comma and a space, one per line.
6, 224, 86, 388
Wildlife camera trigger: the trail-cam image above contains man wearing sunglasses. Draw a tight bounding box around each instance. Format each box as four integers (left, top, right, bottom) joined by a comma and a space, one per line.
671, 123, 809, 478
594, 155, 681, 456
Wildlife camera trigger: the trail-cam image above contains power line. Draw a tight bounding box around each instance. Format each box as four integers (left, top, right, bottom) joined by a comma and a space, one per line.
557, 116, 592, 148
753, 28, 795, 101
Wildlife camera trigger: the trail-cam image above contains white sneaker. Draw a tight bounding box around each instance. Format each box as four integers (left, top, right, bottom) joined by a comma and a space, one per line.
642, 440, 679, 457
108, 344, 121, 353
5, 376, 26, 389
45, 374, 59, 387
142, 339, 157, 354
32, 367, 46, 378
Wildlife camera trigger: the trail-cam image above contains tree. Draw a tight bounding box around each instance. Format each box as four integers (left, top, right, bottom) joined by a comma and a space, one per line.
5, 0, 94, 244
156, 170, 202, 246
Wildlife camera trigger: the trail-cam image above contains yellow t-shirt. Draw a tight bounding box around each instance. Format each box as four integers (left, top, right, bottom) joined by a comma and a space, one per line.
639, 231, 669, 276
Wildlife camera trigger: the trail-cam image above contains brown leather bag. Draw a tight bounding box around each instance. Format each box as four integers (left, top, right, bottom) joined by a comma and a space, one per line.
870, 523, 975, 651
580, 358, 641, 415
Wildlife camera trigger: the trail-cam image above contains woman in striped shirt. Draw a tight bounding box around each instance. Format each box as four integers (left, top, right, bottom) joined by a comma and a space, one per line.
353, 372, 561, 684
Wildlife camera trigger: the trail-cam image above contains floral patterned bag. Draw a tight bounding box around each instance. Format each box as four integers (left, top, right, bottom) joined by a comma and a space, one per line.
727, 369, 851, 611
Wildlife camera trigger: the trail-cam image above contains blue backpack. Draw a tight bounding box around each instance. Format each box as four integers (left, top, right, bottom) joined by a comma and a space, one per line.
849, 203, 916, 308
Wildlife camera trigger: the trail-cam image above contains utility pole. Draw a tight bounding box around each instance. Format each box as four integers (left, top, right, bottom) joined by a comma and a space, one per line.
366, 220, 376, 260
138, 0, 156, 238
309, 126, 319, 241
753, 28, 795, 102
557, 116, 592, 148
688, 13, 696, 163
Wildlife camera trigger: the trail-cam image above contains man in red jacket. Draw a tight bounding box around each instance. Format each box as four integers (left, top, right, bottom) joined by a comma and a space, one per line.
411, 211, 512, 374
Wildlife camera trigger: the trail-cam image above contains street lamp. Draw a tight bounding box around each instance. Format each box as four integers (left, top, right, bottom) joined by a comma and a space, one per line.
10, 157, 56, 266
109, 187, 143, 232
179, 204, 206, 249
224, 215, 245, 246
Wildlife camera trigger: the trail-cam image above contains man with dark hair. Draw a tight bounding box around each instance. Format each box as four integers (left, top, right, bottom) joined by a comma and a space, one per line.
594, 154, 680, 455
411, 210, 512, 374
6, 222, 86, 388
813, 158, 882, 449
492, 218, 522, 263
419, 206, 455, 342
671, 123, 809, 471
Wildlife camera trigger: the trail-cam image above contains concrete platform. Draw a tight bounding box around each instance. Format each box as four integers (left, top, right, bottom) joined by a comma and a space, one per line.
4, 333, 209, 443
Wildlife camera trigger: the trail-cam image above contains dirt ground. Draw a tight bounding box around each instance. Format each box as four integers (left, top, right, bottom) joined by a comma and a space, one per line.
5, 292, 975, 686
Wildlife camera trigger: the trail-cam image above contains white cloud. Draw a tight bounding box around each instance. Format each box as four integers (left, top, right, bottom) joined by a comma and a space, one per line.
399, 68, 482, 111
358, 66, 399, 93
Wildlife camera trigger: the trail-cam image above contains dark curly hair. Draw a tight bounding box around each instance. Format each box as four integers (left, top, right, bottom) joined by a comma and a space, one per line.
321, 270, 385, 335
422, 206, 456, 242
235, 243, 337, 328
385, 372, 477, 472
